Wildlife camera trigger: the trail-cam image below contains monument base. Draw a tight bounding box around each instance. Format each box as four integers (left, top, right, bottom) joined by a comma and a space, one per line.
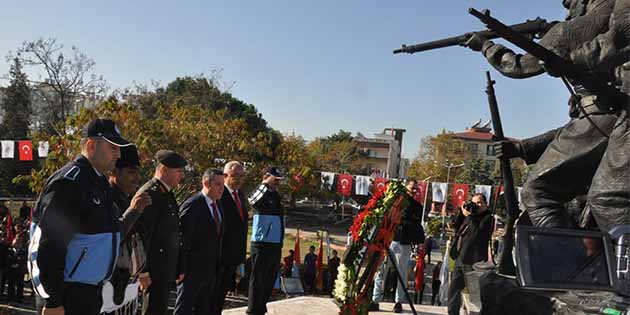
223, 296, 447, 315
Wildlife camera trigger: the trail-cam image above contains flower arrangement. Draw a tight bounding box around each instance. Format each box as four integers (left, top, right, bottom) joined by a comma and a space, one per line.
334, 181, 408, 315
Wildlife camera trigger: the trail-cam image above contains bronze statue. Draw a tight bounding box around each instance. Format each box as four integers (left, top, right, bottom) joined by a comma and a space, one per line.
466, 0, 621, 230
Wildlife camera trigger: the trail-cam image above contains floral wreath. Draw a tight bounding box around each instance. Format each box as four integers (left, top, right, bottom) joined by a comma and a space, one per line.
333, 181, 409, 315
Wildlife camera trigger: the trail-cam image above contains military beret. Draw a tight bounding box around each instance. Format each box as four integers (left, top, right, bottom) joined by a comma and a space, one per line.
116, 144, 140, 169
155, 150, 187, 168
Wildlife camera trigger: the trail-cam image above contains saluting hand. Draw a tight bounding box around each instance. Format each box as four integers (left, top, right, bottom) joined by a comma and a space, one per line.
42, 306, 65, 315
130, 192, 152, 213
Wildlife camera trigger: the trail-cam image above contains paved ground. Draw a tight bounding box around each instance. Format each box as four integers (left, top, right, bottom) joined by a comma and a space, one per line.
223, 297, 447, 315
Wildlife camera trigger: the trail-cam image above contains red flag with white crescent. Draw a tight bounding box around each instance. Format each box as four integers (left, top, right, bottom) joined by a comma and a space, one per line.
336, 174, 353, 197
373, 177, 387, 194
451, 183, 469, 208
18, 141, 33, 161
414, 181, 428, 204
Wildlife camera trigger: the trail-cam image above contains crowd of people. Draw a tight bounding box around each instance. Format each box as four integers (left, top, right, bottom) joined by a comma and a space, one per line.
0, 201, 31, 304
24, 118, 286, 315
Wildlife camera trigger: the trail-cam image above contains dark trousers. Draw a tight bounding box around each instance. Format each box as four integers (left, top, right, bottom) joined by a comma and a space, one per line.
247, 245, 281, 315
522, 114, 616, 227
426, 250, 432, 264
6, 268, 24, 300
304, 272, 315, 293
447, 265, 471, 315
175, 273, 215, 315
213, 265, 236, 315
35, 282, 102, 315
142, 279, 171, 315
431, 280, 441, 305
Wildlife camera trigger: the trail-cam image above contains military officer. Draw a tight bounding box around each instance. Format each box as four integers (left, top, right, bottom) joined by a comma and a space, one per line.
136, 150, 187, 315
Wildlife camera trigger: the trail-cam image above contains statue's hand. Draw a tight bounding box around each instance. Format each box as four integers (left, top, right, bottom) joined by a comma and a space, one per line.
494, 140, 524, 160
463, 33, 488, 52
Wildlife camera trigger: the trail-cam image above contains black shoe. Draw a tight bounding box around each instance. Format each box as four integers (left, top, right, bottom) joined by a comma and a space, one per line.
393, 302, 403, 313
368, 302, 380, 311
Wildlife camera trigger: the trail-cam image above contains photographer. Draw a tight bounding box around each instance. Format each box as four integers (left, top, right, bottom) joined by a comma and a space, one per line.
447, 193, 493, 315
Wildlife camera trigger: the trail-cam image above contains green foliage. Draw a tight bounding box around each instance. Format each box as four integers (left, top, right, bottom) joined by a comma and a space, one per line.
0, 58, 35, 196
407, 130, 472, 182
426, 217, 442, 236
456, 157, 494, 185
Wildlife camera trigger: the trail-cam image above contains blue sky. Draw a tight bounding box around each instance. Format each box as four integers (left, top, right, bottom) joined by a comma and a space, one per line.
0, 1, 570, 158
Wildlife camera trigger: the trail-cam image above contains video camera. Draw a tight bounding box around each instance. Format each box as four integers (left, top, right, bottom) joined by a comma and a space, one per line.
463, 201, 481, 214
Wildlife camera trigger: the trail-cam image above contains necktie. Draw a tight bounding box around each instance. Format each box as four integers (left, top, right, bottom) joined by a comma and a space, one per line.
233, 191, 245, 223
211, 203, 222, 236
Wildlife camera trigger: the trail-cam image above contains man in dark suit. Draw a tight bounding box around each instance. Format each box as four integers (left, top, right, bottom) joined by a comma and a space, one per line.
214, 161, 248, 314
175, 168, 225, 315
137, 150, 187, 315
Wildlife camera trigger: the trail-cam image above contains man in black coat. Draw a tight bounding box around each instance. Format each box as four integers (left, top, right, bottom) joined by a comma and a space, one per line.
175, 168, 225, 315
370, 179, 425, 313
213, 161, 248, 314
137, 150, 187, 315
447, 193, 493, 315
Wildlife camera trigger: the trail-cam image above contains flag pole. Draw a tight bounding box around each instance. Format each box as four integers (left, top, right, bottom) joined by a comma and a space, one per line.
420, 176, 431, 226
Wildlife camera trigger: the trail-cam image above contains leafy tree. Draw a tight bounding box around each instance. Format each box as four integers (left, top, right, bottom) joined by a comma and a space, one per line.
456, 157, 494, 185
0, 58, 35, 196
274, 134, 318, 207
407, 130, 472, 182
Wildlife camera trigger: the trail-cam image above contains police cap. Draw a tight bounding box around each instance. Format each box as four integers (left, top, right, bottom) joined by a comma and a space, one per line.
265, 166, 284, 179
82, 119, 131, 147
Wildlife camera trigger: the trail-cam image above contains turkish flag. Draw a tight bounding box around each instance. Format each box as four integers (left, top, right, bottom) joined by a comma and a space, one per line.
18, 141, 33, 161
373, 177, 387, 194
414, 181, 428, 204
337, 174, 353, 197
451, 183, 469, 208
415, 244, 426, 292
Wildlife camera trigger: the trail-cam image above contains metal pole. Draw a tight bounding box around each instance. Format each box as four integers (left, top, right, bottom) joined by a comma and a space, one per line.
387, 248, 418, 315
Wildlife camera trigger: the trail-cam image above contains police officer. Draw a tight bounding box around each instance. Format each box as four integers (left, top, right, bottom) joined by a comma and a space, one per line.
136, 150, 187, 315
247, 167, 284, 315
29, 119, 149, 315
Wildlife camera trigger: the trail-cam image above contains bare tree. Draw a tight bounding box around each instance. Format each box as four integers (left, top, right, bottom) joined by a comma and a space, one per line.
10, 37, 107, 134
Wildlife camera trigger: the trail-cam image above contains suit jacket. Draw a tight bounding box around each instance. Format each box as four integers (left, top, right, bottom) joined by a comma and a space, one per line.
219, 187, 249, 266
136, 178, 180, 282
178, 192, 222, 278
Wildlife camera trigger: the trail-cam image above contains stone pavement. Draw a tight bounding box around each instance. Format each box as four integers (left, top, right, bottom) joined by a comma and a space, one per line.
223, 296, 447, 315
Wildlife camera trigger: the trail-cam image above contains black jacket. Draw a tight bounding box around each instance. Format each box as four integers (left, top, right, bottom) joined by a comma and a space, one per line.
30, 155, 120, 308
178, 192, 222, 278
453, 210, 493, 266
136, 178, 180, 282
393, 196, 425, 245
219, 187, 249, 266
